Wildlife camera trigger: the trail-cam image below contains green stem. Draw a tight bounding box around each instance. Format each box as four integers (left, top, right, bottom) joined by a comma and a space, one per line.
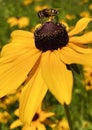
64, 103, 73, 130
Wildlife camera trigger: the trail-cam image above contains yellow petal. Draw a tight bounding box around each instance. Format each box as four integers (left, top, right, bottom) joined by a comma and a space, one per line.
22, 124, 36, 130
59, 46, 92, 66
11, 30, 33, 39
68, 43, 92, 53
37, 122, 46, 130
1, 31, 35, 57
0, 48, 41, 97
41, 51, 73, 105
40, 112, 54, 121
18, 17, 29, 28
68, 17, 92, 36
7, 17, 18, 27
10, 119, 23, 129
69, 32, 92, 44
19, 67, 48, 125
14, 109, 19, 116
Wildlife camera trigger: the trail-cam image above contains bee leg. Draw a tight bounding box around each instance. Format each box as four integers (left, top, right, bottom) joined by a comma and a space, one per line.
54, 15, 59, 23
50, 16, 59, 24
40, 18, 46, 24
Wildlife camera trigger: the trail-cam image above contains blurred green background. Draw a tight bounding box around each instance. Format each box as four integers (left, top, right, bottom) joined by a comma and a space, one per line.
0, 0, 92, 130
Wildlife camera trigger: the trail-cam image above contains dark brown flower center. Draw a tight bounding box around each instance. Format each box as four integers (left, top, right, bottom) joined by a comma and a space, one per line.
34, 21, 69, 52
32, 113, 39, 121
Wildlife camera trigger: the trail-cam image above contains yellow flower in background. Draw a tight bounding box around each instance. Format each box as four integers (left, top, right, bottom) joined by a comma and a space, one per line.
0, 94, 17, 109
84, 67, 92, 80
82, 0, 89, 3
35, 5, 49, 12
0, 17, 92, 125
23, 105, 54, 130
7, 17, 18, 27
83, 66, 92, 90
23, 0, 33, 6
79, 11, 90, 17
10, 109, 23, 129
10, 105, 54, 130
57, 119, 70, 130
0, 111, 11, 124
89, 4, 92, 10
0, 87, 22, 109
23, 0, 41, 5
65, 14, 75, 21
18, 17, 30, 28
82, 120, 90, 129
7, 17, 29, 28
79, 0, 89, 5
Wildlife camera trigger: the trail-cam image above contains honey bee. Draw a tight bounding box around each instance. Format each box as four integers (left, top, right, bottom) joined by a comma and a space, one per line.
37, 8, 59, 22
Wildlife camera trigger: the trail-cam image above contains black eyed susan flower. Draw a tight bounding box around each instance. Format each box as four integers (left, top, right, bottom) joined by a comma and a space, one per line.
83, 66, 92, 90
89, 4, 92, 10
7, 17, 18, 27
0, 111, 11, 124
79, 11, 90, 18
57, 118, 70, 130
65, 14, 75, 21
35, 5, 49, 12
7, 17, 29, 28
10, 105, 54, 130
0, 17, 92, 125
23, 0, 33, 6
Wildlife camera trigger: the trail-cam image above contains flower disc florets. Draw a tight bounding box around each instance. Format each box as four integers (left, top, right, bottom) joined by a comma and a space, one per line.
32, 113, 39, 121
34, 21, 69, 52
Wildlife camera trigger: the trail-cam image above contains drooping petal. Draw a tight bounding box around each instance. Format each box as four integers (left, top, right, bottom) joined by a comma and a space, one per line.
69, 32, 92, 44
59, 46, 92, 66
68, 17, 92, 36
68, 43, 92, 53
10, 119, 23, 129
0, 48, 41, 97
41, 51, 73, 105
19, 67, 48, 125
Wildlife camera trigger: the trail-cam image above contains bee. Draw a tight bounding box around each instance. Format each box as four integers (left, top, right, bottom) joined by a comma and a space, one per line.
37, 8, 59, 22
